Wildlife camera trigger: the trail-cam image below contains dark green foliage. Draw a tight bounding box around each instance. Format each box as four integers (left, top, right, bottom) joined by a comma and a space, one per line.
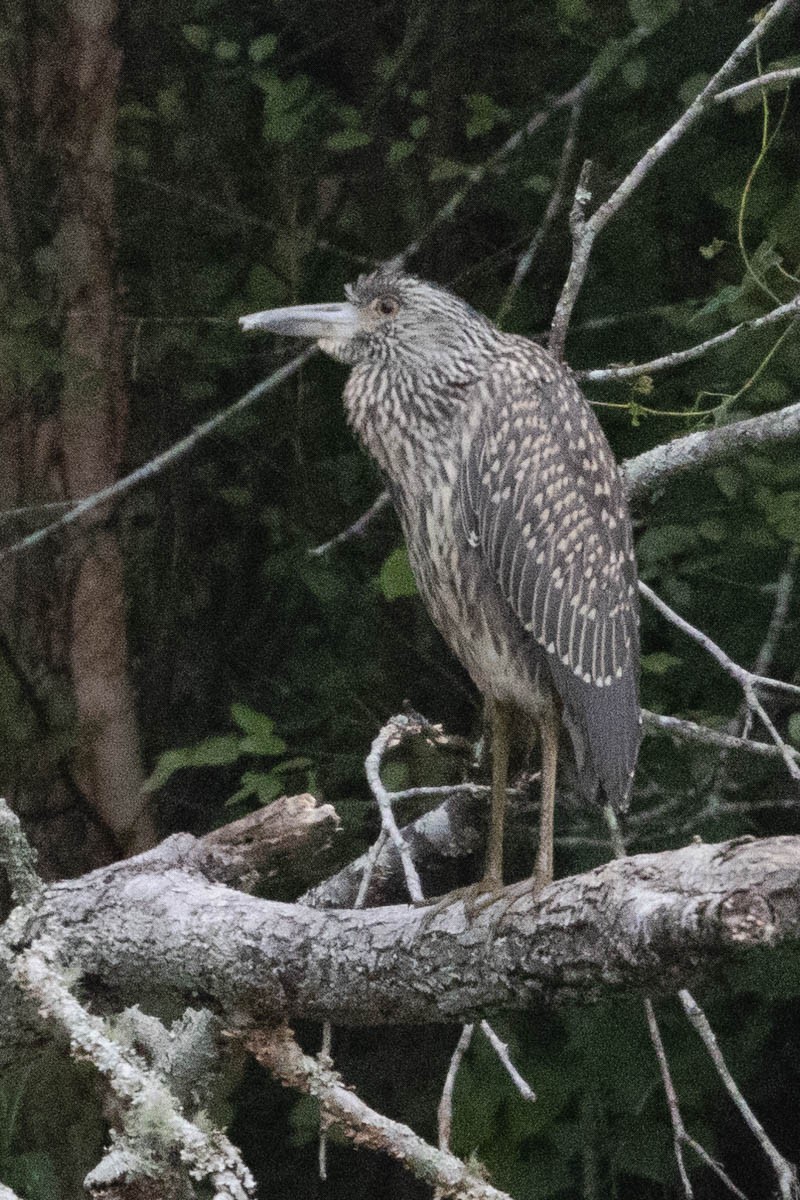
3, 0, 800, 1195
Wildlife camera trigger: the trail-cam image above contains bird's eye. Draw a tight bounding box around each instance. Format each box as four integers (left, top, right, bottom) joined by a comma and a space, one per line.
373, 296, 399, 318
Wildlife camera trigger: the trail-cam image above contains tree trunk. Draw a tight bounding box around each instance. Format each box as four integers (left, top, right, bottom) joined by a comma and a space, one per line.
0, 0, 154, 874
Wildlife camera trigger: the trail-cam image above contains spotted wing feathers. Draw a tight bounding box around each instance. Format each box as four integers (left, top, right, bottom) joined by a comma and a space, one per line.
459, 345, 641, 806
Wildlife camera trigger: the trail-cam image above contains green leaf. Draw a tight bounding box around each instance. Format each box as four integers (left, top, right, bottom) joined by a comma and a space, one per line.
641, 652, 682, 675
637, 524, 699, 563
788, 713, 800, 747
713, 465, 742, 500
691, 283, 743, 320
231, 703, 287, 755
214, 39, 240, 61
678, 71, 710, 107
409, 115, 429, 140
464, 93, 510, 139
327, 129, 372, 151
142, 735, 241, 792
428, 157, 468, 182
182, 24, 209, 50
699, 237, 726, 259
156, 83, 184, 122
698, 518, 727, 542
379, 546, 417, 600
757, 490, 800, 543
249, 33, 277, 62
524, 173, 553, 194
628, 0, 680, 30
387, 139, 414, 166
621, 56, 648, 89
228, 769, 286, 806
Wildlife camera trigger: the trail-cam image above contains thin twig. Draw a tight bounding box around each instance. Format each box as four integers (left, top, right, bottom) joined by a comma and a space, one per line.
364, 715, 426, 901
644, 999, 695, 1197
643, 710, 800, 768
640, 582, 800, 780
479, 1021, 536, 1102
733, 545, 798, 746
318, 1020, 333, 1180
679, 990, 798, 1200
496, 92, 585, 325
550, 0, 797, 348
438, 1024, 475, 1152
714, 67, 800, 103
578, 295, 800, 383
0, 499, 73, 523
751, 546, 798, 681
549, 158, 594, 359
644, 999, 748, 1199
309, 490, 392, 556
0, 348, 315, 562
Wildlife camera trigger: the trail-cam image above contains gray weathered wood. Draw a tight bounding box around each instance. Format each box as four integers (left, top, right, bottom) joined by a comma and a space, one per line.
2, 834, 796, 1055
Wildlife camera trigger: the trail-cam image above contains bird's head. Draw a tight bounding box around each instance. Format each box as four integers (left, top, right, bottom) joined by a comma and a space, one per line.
239, 266, 498, 373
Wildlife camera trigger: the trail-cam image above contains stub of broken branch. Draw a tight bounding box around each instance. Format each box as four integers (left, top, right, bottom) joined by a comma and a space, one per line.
195, 792, 340, 892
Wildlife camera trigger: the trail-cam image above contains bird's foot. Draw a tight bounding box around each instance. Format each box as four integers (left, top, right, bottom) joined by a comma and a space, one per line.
530, 864, 553, 896
416, 873, 505, 924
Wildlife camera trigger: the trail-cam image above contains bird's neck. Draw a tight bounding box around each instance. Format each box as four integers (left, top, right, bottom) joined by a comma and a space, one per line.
343, 360, 473, 496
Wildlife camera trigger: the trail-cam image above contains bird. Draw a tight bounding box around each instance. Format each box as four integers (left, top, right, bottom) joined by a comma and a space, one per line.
240, 266, 641, 894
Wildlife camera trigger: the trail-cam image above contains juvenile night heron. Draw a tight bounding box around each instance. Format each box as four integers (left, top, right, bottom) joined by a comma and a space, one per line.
240, 268, 640, 892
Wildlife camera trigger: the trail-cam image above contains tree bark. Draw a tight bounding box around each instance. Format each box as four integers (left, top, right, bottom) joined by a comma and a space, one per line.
2, 832, 796, 1061
0, 0, 151, 868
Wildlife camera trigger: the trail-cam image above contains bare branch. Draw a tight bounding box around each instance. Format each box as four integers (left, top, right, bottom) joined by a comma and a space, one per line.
719, 545, 798, 771
645, 999, 748, 1199
622, 400, 800, 503
640, 582, 800, 769
309, 490, 392, 556
0, 349, 315, 562
578, 295, 800, 383
643, 710, 800, 769
191, 792, 340, 892
478, 1021, 536, 1102
3, 834, 798, 1033
640, 582, 800, 781
496, 93, 586, 325
714, 67, 800, 103
550, 0, 797, 346
246, 1023, 513, 1200
439, 1024, 475, 1152
679, 989, 798, 1200
0, 798, 43, 906
13, 944, 255, 1200
365, 714, 426, 901
549, 159, 594, 359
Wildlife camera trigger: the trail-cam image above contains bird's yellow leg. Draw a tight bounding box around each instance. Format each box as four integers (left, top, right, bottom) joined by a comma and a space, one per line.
532, 707, 559, 892
483, 699, 511, 889
417, 700, 510, 918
